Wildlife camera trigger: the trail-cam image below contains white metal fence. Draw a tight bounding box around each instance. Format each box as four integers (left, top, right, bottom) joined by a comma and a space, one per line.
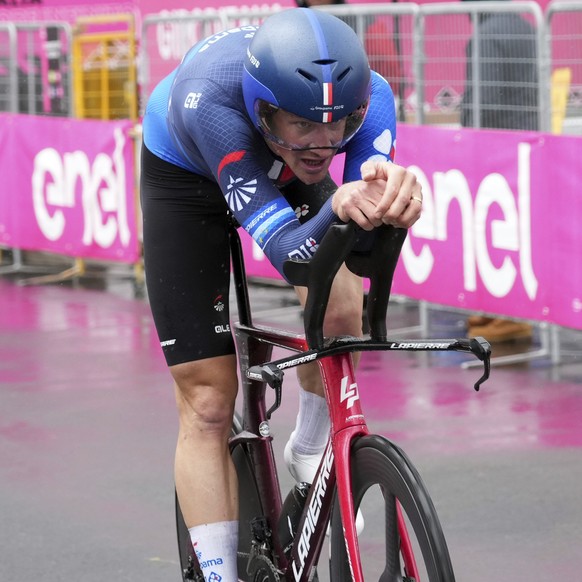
0, 21, 72, 116
1, 2, 581, 132
138, 1, 582, 135
416, 2, 545, 131
0, 23, 17, 113
545, 1, 582, 134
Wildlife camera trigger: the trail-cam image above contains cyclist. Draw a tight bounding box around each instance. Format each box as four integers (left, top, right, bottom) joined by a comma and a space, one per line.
141, 8, 422, 581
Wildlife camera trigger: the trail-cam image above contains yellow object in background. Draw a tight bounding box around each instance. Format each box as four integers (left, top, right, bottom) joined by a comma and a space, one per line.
72, 13, 138, 121
551, 67, 571, 134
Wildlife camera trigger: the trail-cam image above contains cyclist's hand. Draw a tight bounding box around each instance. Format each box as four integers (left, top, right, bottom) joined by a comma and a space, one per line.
360, 160, 422, 229
331, 178, 389, 230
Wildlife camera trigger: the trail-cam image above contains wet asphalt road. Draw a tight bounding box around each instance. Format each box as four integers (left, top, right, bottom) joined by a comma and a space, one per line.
1, 276, 582, 581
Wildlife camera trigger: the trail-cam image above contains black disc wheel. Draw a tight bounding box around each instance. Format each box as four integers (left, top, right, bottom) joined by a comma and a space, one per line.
329, 434, 455, 582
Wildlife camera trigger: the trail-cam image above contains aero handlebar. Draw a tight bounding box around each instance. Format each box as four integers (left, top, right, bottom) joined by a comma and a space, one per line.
283, 222, 407, 349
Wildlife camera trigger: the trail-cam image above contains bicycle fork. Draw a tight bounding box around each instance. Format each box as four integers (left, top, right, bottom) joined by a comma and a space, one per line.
322, 352, 369, 582
284, 351, 369, 581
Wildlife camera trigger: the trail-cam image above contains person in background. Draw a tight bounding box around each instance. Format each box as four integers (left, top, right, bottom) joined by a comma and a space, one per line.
141, 9, 421, 580
461, 0, 538, 342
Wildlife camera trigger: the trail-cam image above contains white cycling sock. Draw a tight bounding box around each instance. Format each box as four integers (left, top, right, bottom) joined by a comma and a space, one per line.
289, 390, 330, 455
188, 520, 238, 582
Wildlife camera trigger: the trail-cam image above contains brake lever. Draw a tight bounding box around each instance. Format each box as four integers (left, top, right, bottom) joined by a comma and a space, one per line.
468, 336, 491, 391
448, 337, 491, 391
248, 364, 284, 419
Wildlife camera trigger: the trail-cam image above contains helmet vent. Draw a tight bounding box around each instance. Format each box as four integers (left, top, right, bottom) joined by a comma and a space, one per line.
337, 67, 352, 82
297, 68, 317, 82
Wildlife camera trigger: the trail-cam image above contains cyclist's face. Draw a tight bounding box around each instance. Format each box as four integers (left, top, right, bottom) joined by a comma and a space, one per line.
266, 109, 344, 184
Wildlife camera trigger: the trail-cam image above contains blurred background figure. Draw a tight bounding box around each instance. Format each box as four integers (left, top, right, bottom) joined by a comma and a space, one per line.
461, 0, 539, 130
461, 0, 539, 343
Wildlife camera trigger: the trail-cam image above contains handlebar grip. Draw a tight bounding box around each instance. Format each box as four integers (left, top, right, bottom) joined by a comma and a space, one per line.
347, 226, 407, 341
283, 222, 407, 349
286, 222, 359, 349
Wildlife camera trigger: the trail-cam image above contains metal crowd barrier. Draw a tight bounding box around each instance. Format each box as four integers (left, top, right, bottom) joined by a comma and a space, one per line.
72, 13, 138, 121
9, 22, 72, 116
0, 23, 17, 113
416, 2, 546, 132
546, 1, 582, 135
0, 22, 75, 279
1, 2, 581, 129
138, 1, 579, 135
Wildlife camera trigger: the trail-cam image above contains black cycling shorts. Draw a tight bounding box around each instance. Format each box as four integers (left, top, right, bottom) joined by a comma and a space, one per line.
140, 144, 336, 367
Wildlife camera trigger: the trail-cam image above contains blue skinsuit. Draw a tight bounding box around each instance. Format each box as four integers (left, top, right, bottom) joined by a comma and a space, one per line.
143, 24, 397, 278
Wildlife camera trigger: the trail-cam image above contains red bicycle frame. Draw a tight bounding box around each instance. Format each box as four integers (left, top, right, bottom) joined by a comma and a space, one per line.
229, 220, 490, 581
230, 221, 419, 581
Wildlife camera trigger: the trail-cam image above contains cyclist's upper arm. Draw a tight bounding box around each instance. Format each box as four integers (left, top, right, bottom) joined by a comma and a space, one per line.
342, 71, 397, 182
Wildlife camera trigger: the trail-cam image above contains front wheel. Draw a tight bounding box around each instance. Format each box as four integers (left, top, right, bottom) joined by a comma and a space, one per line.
329, 434, 455, 581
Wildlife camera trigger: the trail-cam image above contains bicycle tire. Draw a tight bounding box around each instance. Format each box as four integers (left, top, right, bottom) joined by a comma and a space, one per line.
329, 434, 455, 582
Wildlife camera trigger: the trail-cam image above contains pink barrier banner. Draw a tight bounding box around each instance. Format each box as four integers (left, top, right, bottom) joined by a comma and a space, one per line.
394, 125, 582, 329
2, 113, 581, 329
0, 0, 135, 23
0, 114, 139, 263
241, 126, 582, 330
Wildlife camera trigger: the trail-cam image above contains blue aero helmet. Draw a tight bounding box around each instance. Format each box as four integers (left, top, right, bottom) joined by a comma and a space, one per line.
242, 8, 372, 151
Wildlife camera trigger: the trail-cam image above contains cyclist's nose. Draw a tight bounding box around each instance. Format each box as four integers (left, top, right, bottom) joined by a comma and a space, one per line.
307, 125, 341, 149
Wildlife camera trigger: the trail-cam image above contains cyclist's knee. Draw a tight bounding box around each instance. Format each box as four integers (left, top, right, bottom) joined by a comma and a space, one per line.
324, 297, 363, 336
171, 356, 237, 434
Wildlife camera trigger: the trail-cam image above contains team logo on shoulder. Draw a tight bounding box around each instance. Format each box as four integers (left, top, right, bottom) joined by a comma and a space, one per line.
184, 92, 202, 109
225, 176, 256, 211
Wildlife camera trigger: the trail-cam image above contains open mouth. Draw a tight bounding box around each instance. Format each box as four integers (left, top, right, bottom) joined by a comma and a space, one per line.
301, 156, 329, 172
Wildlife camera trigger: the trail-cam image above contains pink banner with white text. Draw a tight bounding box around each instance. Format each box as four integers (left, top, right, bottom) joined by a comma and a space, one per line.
242, 126, 582, 330
394, 125, 582, 330
2, 114, 582, 329
0, 114, 139, 263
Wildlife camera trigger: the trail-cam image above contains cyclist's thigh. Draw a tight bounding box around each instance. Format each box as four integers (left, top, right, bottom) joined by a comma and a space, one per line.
140, 145, 235, 366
